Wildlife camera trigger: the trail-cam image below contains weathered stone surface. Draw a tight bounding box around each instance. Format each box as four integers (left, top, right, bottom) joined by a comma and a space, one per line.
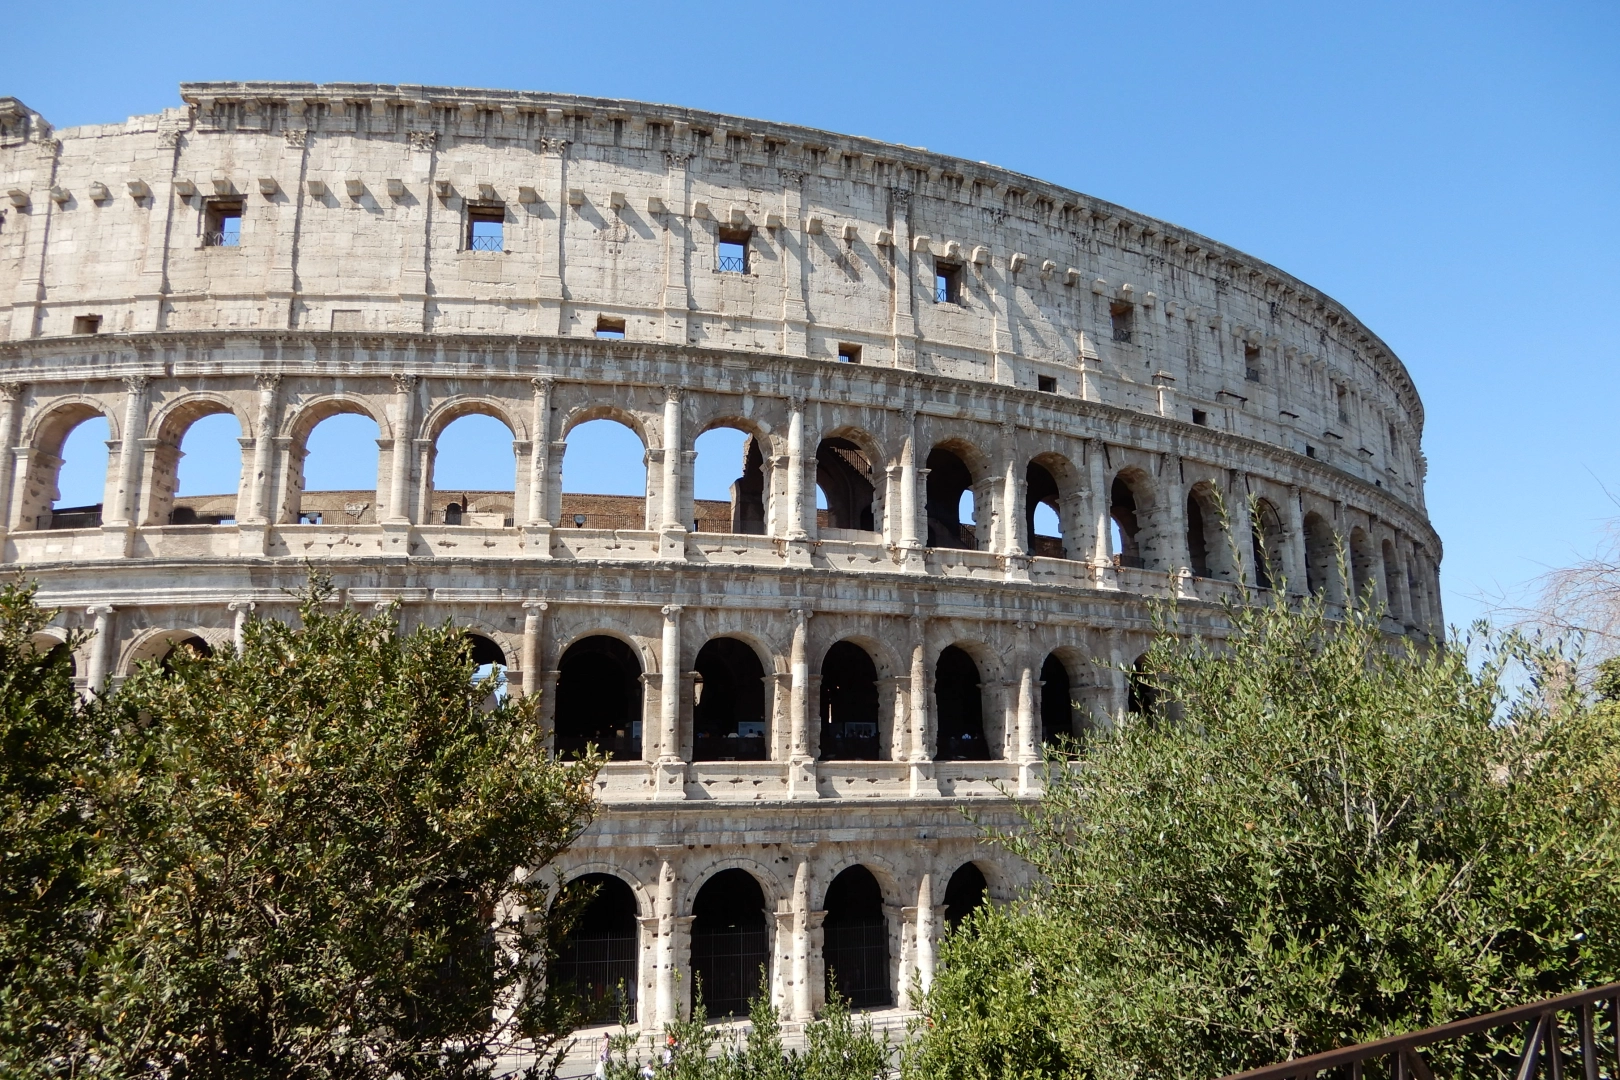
0, 84, 1441, 1027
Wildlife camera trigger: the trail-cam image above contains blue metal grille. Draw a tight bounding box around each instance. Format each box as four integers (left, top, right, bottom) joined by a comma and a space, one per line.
718, 253, 746, 273
469, 232, 503, 252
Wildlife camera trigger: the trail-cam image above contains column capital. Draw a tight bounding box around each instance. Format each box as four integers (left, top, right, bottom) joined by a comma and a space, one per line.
391, 372, 419, 394
255, 373, 282, 393
0, 382, 24, 401
661, 603, 683, 619
122, 374, 151, 394
530, 376, 555, 394
522, 599, 549, 612
85, 604, 115, 616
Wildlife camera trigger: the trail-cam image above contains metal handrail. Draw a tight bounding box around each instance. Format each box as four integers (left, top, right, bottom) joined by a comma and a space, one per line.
1218, 982, 1620, 1080
469, 233, 503, 252
717, 254, 746, 273
202, 230, 239, 247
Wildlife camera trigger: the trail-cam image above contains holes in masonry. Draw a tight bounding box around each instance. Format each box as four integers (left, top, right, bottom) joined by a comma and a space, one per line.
71, 315, 101, 335
1037, 375, 1057, 393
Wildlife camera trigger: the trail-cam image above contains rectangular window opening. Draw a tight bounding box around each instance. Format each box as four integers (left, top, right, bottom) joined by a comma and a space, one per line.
1191, 408, 1208, 426
71, 315, 101, 336
1305, 445, 1318, 459
717, 227, 750, 273
935, 261, 962, 304
468, 204, 506, 252
1244, 344, 1262, 382
595, 316, 627, 340
203, 199, 243, 247
836, 343, 861, 364
1110, 300, 1134, 343
1037, 375, 1057, 393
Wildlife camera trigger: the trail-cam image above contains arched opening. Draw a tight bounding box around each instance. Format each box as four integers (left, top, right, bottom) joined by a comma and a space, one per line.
297, 411, 381, 525
693, 638, 767, 762
690, 868, 768, 1017
1110, 475, 1147, 569
550, 874, 638, 1025
819, 641, 880, 761
1185, 484, 1228, 579
1025, 462, 1064, 558
1382, 539, 1405, 621
1251, 498, 1287, 591
1039, 653, 1073, 746
45, 412, 111, 529
693, 426, 765, 534
924, 447, 977, 550
465, 633, 507, 705
30, 634, 76, 677
816, 438, 876, 533
168, 411, 244, 525
555, 635, 644, 760
943, 862, 987, 931
159, 634, 213, 673
822, 865, 891, 1009
1303, 512, 1338, 600
432, 412, 517, 527
934, 645, 989, 761
561, 418, 647, 530
1127, 653, 1157, 717
1349, 527, 1375, 606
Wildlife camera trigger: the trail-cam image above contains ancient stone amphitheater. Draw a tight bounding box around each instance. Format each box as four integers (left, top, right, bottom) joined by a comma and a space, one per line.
0, 84, 1440, 1031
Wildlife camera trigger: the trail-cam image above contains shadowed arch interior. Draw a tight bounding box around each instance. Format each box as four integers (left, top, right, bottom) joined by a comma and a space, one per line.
690, 868, 768, 1017
819, 640, 880, 760
1252, 498, 1287, 590
822, 865, 891, 1008
556, 636, 644, 760
693, 638, 767, 761
159, 635, 213, 674
816, 438, 875, 532
1025, 461, 1064, 558
1127, 652, 1157, 717
934, 645, 989, 761
1303, 512, 1337, 598
943, 862, 987, 931
1110, 475, 1144, 567
1040, 653, 1073, 746
924, 447, 975, 549
549, 874, 638, 1025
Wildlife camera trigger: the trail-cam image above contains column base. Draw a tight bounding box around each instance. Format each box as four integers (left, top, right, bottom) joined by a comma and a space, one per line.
786, 757, 819, 799
908, 760, 938, 797
652, 759, 686, 800
895, 544, 927, 573
658, 527, 688, 562
783, 536, 813, 567
1087, 558, 1116, 589
236, 521, 271, 557
522, 523, 554, 558
378, 519, 413, 555
99, 522, 135, 558
1001, 552, 1032, 582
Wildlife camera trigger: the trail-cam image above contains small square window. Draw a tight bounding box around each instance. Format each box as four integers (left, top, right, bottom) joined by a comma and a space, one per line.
935, 262, 962, 304
595, 316, 626, 340
1110, 301, 1134, 343
203, 199, 242, 247
1305, 445, 1318, 459
717, 228, 750, 273
1037, 375, 1057, 393
1244, 344, 1262, 382
298, 511, 323, 524
836, 343, 861, 364
1192, 408, 1208, 426
468, 204, 505, 251
71, 315, 101, 336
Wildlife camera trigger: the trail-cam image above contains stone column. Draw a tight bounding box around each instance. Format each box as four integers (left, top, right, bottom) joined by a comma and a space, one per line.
107, 375, 151, 528
519, 602, 546, 701
661, 149, 693, 344
778, 168, 809, 356
659, 388, 686, 560
786, 396, 808, 540
1227, 471, 1255, 588
789, 853, 814, 1020
1107, 628, 1127, 726
84, 605, 115, 698
908, 617, 934, 796
385, 375, 417, 523
656, 605, 684, 798
237, 374, 281, 554
538, 136, 571, 336
1087, 437, 1111, 570
0, 382, 24, 540
524, 378, 554, 556
1000, 423, 1026, 557
1285, 485, 1309, 597
229, 600, 254, 654
898, 410, 921, 554
787, 606, 815, 798
653, 853, 679, 1027
1161, 453, 1188, 574
914, 872, 937, 998
890, 189, 918, 370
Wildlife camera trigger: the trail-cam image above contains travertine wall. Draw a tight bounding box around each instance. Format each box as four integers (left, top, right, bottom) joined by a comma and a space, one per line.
0, 84, 1443, 1030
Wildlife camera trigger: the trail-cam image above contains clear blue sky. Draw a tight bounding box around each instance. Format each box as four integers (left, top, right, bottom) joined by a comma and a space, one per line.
19, 0, 1616, 630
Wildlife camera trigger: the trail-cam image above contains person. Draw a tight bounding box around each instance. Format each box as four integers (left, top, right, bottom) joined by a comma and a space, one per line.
595, 1035, 610, 1080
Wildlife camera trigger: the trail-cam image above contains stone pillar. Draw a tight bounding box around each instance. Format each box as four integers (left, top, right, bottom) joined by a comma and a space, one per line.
908, 617, 934, 796
897, 409, 923, 569
656, 604, 684, 798
1016, 643, 1038, 773
1285, 486, 1309, 597
1161, 453, 1188, 573
788, 607, 816, 797
107, 375, 151, 531
386, 374, 417, 523
237, 374, 281, 554
914, 872, 937, 997
786, 396, 808, 540
779, 169, 809, 356
524, 378, 554, 556
538, 136, 571, 336
661, 148, 693, 344
1087, 437, 1111, 570
1227, 471, 1255, 588
1107, 628, 1127, 726
1000, 422, 1030, 581
519, 602, 546, 701
0, 382, 24, 540
789, 853, 814, 1020
229, 600, 254, 654
653, 853, 679, 1027
84, 605, 115, 698
659, 388, 686, 560
890, 189, 918, 370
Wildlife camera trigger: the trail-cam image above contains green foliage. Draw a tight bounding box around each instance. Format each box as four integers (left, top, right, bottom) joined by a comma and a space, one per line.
595, 988, 892, 1080
909, 588, 1620, 1080
0, 581, 95, 1078
0, 574, 602, 1079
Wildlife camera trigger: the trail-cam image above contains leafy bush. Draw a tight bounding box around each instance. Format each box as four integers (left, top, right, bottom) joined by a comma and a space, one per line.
908, 588, 1620, 1080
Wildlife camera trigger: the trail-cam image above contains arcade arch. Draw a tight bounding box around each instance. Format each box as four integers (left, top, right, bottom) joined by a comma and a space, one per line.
934, 645, 989, 761
693, 424, 765, 535
1251, 498, 1288, 591
1109, 471, 1155, 569
151, 400, 246, 526
1302, 512, 1339, 600
816, 436, 877, 534
942, 862, 988, 931
1185, 482, 1229, 579
430, 410, 518, 526
561, 416, 647, 530
550, 873, 639, 1024
556, 635, 644, 760
1039, 653, 1074, 746
819, 640, 880, 761
821, 865, 890, 1008
924, 444, 984, 550
291, 405, 382, 524
25, 405, 111, 530
692, 638, 768, 762
690, 868, 769, 1017
1025, 459, 1065, 558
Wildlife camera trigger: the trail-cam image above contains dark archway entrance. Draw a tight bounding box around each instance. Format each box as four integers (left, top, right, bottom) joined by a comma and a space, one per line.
934, 645, 989, 761
550, 874, 638, 1024
160, 635, 213, 674
924, 448, 975, 549
822, 865, 891, 1008
1039, 653, 1072, 747
943, 863, 988, 931
816, 438, 876, 532
555, 636, 644, 760
690, 869, 768, 1017
1110, 476, 1144, 568
820, 641, 880, 760
1025, 461, 1065, 558
693, 638, 767, 761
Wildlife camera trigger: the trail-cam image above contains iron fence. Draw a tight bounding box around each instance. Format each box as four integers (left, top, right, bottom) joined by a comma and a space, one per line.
1113, 328, 1134, 343
469, 233, 504, 252
718, 254, 747, 273
1217, 982, 1620, 1080
203, 230, 239, 247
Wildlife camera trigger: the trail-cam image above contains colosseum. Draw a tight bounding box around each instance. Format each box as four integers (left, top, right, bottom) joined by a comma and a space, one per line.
0, 84, 1440, 1034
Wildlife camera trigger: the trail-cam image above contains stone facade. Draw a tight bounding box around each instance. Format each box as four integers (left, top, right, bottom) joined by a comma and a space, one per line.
0, 84, 1441, 1029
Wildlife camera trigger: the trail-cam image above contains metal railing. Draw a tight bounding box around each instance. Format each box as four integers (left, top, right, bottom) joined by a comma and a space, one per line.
717, 253, 747, 273
1113, 327, 1134, 343
469, 233, 504, 252
1218, 982, 1620, 1080
1114, 553, 1146, 569
202, 229, 239, 247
